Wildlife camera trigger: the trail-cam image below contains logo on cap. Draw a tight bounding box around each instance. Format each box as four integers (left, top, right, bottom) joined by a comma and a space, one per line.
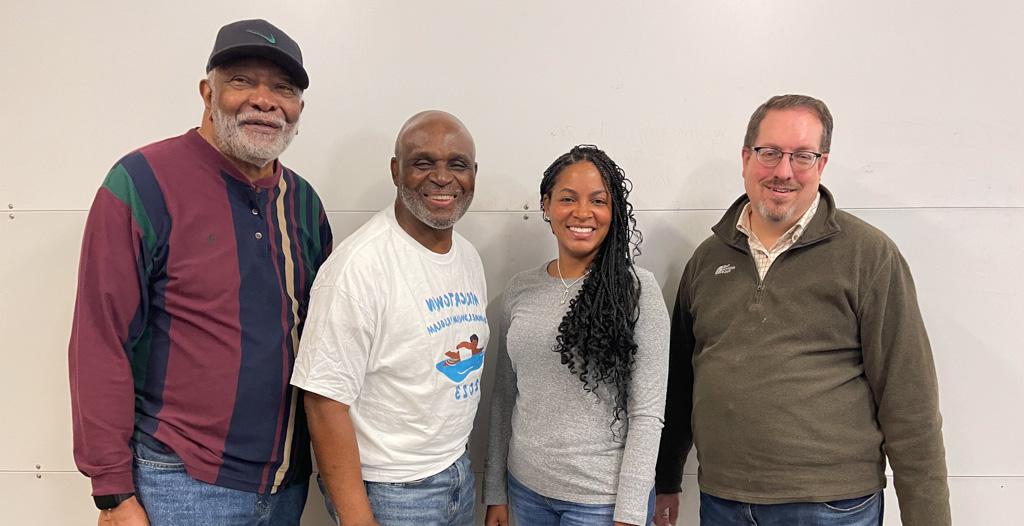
245, 29, 276, 44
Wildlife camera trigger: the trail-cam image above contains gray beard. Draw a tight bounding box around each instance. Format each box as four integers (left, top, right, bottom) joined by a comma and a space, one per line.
398, 185, 473, 230
211, 105, 297, 168
756, 200, 796, 224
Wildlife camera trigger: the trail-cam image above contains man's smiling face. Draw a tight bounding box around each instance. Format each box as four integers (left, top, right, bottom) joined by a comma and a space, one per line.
392, 115, 477, 232
741, 108, 828, 230
204, 57, 303, 169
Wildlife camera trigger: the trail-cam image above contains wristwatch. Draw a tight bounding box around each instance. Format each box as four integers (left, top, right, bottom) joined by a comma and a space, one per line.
94, 493, 134, 510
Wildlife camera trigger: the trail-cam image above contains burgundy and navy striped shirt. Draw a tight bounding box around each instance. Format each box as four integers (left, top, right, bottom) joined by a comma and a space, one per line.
69, 129, 332, 496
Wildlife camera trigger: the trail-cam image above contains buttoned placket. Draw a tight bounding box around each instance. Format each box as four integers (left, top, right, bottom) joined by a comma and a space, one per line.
250, 187, 267, 244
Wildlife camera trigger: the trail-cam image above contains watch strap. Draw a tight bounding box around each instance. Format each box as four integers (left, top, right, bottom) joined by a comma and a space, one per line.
93, 493, 134, 510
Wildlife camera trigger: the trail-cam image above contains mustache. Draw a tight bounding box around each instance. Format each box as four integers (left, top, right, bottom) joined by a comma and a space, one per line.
419, 181, 461, 192
764, 179, 799, 190
235, 112, 287, 128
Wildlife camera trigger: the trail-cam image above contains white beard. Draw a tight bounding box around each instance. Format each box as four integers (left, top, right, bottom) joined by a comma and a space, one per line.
398, 185, 473, 230
211, 104, 298, 168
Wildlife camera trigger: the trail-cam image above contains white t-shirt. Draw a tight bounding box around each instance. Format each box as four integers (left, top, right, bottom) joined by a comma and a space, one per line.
291, 206, 489, 482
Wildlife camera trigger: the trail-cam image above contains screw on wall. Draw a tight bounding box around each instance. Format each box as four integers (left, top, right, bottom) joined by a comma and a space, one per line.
523, 203, 530, 210
7, 203, 13, 209
8, 213, 14, 220
522, 214, 529, 220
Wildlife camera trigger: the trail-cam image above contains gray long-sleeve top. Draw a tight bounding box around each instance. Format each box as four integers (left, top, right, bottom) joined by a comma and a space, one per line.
483, 263, 670, 525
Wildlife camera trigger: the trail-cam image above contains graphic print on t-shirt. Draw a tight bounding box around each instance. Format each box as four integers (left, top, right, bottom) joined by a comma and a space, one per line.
424, 290, 487, 336
435, 334, 484, 383
422, 289, 487, 385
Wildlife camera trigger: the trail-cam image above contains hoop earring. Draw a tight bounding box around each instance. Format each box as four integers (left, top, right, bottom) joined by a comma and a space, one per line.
542, 213, 550, 222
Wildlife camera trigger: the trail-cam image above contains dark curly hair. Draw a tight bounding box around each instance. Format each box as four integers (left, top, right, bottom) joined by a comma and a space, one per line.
540, 145, 643, 433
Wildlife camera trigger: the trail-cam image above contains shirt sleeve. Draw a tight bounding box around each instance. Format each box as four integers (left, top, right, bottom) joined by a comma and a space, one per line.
68, 166, 153, 496
859, 248, 950, 526
655, 259, 697, 494
482, 288, 516, 505
613, 270, 671, 525
291, 264, 378, 405
315, 197, 333, 268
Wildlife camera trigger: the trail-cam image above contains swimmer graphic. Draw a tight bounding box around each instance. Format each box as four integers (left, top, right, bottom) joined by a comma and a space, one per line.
444, 334, 482, 365
435, 334, 485, 383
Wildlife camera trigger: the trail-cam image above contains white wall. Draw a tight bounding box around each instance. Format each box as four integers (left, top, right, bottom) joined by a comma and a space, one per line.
2, 0, 1021, 523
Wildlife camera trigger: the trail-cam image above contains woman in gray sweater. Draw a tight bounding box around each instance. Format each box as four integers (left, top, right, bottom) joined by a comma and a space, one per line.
484, 145, 670, 526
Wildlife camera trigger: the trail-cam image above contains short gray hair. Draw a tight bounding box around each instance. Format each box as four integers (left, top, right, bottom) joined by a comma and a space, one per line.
743, 94, 833, 153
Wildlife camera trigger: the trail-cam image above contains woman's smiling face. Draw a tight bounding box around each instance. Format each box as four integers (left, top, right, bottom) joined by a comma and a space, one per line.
543, 161, 612, 266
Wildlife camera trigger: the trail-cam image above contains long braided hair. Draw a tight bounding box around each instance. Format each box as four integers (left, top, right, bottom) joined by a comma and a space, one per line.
540, 145, 643, 432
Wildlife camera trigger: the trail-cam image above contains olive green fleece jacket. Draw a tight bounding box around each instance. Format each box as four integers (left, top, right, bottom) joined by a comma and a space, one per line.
655, 186, 950, 525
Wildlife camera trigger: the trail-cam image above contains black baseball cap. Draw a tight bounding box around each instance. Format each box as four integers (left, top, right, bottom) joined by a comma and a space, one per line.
206, 19, 309, 89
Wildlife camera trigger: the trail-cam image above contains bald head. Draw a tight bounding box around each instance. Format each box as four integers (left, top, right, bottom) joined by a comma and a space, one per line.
390, 110, 477, 249
394, 110, 475, 160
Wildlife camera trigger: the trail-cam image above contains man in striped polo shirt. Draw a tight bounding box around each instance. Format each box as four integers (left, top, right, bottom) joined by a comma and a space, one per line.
69, 19, 332, 525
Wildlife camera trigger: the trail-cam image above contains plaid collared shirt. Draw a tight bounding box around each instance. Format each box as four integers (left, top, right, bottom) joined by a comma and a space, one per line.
736, 193, 821, 281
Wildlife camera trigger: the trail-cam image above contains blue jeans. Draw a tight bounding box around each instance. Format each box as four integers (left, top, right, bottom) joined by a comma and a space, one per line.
132, 436, 308, 526
319, 451, 475, 526
508, 473, 656, 525
699, 491, 883, 526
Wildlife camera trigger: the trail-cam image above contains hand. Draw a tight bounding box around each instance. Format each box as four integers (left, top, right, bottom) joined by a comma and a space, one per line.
485, 504, 510, 526
97, 496, 149, 526
653, 492, 681, 526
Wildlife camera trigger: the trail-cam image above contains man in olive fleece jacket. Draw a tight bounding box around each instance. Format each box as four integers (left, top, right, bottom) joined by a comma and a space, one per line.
654, 95, 950, 526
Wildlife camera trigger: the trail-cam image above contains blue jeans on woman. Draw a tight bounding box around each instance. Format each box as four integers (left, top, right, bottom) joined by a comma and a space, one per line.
319, 451, 475, 526
132, 434, 308, 526
699, 490, 883, 526
508, 473, 656, 525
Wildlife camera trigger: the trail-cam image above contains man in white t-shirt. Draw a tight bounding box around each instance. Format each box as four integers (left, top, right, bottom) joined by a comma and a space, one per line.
292, 110, 488, 526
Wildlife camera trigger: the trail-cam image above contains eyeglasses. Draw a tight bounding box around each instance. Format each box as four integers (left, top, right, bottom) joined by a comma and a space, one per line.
749, 146, 823, 170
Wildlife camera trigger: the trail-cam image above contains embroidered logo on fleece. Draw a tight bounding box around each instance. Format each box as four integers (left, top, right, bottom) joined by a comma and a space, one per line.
715, 264, 736, 275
